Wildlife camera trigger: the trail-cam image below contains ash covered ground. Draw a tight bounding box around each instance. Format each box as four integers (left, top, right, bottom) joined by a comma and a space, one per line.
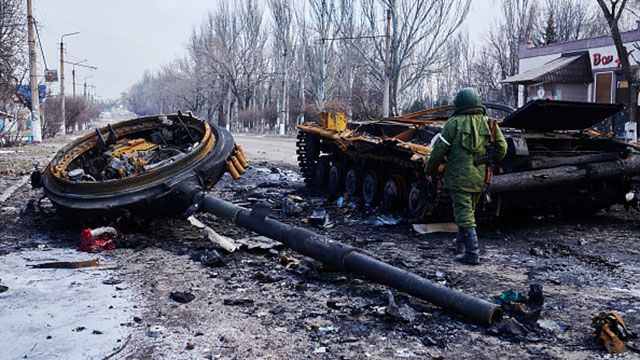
1, 134, 639, 359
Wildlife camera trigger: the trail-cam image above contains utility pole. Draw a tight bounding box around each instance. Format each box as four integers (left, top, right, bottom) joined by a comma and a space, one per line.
382, 9, 391, 118
59, 31, 80, 135
72, 68, 76, 97
26, 0, 42, 142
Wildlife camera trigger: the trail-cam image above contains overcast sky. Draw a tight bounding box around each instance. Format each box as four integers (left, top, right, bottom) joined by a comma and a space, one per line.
32, 0, 496, 100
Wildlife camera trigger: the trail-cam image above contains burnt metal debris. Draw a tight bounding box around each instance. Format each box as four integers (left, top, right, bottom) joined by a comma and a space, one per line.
296, 100, 640, 220
33, 111, 502, 326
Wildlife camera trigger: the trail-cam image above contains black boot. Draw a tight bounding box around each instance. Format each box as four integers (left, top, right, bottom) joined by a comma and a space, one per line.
452, 228, 464, 255
455, 227, 480, 265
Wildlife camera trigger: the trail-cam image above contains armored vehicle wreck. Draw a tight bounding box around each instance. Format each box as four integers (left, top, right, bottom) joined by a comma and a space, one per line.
297, 100, 640, 220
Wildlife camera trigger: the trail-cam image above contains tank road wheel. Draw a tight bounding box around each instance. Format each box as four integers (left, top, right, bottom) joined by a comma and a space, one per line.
408, 183, 427, 219
345, 168, 362, 197
363, 171, 383, 206
383, 175, 408, 211
314, 159, 330, 189
329, 162, 346, 195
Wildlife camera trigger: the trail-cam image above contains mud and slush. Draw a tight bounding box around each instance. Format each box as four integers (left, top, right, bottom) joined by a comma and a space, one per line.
1, 133, 639, 359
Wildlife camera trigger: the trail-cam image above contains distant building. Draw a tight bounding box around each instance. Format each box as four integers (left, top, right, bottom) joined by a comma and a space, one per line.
503, 21, 640, 140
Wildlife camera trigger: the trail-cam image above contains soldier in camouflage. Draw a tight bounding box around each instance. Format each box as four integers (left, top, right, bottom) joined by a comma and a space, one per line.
425, 88, 508, 265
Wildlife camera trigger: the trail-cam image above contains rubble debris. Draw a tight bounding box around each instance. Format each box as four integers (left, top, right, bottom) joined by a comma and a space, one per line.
366, 215, 403, 227
102, 278, 123, 285
190, 249, 225, 267
537, 319, 568, 333
412, 223, 457, 234
78, 226, 118, 253
280, 252, 301, 269
169, 291, 196, 304
29, 259, 99, 269
281, 195, 303, 216
592, 311, 637, 354
223, 298, 255, 306
146, 325, 166, 338
493, 284, 544, 323
254, 271, 277, 283
186, 340, 196, 350
384, 291, 418, 323
187, 215, 237, 252
309, 209, 329, 227
487, 317, 530, 341
235, 235, 282, 251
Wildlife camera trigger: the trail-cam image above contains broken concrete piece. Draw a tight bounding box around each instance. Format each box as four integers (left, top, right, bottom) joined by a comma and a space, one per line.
188, 215, 237, 252
412, 223, 458, 234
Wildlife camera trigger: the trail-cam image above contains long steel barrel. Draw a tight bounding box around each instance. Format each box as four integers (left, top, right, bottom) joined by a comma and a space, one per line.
490, 155, 640, 193
201, 195, 502, 326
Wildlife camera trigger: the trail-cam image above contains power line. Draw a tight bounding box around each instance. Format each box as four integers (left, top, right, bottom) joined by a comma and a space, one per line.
45, 13, 174, 53
34, 19, 48, 69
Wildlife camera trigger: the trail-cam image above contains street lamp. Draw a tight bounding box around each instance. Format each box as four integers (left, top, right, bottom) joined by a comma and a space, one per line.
59, 31, 80, 135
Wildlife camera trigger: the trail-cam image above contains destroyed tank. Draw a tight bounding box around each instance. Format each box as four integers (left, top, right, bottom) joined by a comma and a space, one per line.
296, 100, 640, 221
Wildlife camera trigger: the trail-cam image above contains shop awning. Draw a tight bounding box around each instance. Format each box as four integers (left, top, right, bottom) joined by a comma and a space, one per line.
502, 53, 592, 85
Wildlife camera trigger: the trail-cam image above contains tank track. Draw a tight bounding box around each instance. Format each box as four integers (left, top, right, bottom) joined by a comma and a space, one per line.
296, 131, 318, 184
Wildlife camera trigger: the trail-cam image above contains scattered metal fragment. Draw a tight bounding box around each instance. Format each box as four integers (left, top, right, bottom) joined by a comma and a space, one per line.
223, 298, 255, 306
309, 209, 329, 227
170, 291, 195, 304
190, 249, 225, 268
412, 223, 457, 234
29, 259, 99, 269
102, 278, 123, 285
187, 215, 237, 252
592, 311, 637, 354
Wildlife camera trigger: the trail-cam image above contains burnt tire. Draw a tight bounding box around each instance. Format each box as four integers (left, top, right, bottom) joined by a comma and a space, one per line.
363, 171, 383, 206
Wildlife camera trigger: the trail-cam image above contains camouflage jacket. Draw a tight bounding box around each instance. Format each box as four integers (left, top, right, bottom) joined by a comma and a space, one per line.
424, 109, 507, 193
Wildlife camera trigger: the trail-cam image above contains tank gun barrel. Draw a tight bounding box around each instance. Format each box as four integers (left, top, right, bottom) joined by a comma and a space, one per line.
490, 155, 640, 193
200, 195, 502, 326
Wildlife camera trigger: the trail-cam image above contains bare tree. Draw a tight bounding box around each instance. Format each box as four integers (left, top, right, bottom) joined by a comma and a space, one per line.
356, 0, 470, 115
0, 0, 26, 110
596, 0, 638, 140
269, 0, 294, 134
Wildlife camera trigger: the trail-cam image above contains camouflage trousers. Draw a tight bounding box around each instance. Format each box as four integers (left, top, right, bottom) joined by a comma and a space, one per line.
449, 191, 482, 228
